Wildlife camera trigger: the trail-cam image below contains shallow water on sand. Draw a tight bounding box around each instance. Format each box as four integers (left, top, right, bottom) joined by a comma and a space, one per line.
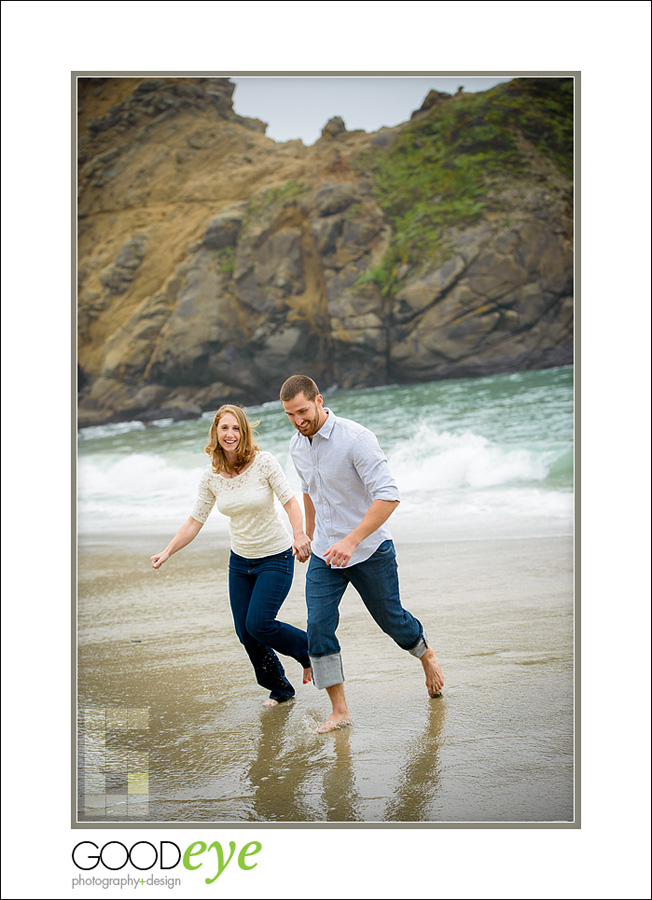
77, 533, 573, 824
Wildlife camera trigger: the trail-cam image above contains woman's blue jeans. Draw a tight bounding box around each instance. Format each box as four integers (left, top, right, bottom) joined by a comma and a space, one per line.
228, 548, 310, 701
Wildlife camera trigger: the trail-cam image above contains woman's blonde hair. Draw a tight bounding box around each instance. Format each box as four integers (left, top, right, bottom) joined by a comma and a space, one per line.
204, 405, 260, 474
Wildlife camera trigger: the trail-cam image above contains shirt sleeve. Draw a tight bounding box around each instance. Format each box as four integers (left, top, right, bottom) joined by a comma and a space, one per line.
189, 468, 216, 524
289, 436, 310, 494
351, 431, 401, 502
261, 452, 295, 507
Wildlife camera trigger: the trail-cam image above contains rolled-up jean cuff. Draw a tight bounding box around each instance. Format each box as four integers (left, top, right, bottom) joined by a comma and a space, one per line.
309, 652, 344, 690
407, 629, 429, 659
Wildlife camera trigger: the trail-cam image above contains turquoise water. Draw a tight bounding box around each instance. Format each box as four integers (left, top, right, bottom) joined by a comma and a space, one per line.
78, 366, 574, 542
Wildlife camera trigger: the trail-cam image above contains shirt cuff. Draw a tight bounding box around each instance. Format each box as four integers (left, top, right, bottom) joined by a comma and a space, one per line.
370, 490, 401, 502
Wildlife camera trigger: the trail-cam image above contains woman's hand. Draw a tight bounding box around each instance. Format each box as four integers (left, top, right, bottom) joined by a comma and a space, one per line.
283, 498, 311, 561
150, 517, 203, 570
292, 531, 312, 563
150, 550, 171, 569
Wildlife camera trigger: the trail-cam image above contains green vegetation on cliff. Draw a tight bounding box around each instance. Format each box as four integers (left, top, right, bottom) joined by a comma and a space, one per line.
242, 180, 308, 228
356, 78, 573, 295
214, 246, 236, 276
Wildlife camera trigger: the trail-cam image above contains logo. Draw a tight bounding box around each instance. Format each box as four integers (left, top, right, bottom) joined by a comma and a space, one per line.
72, 840, 262, 886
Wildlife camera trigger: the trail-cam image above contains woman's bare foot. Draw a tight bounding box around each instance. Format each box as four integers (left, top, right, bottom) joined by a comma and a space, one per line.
303, 667, 313, 684
262, 698, 279, 707
315, 713, 352, 734
420, 648, 444, 697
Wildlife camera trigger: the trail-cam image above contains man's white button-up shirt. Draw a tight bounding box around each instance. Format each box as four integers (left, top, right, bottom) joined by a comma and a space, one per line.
289, 409, 400, 567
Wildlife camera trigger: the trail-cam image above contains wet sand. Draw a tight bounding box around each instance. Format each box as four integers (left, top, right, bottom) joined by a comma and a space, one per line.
77, 532, 574, 823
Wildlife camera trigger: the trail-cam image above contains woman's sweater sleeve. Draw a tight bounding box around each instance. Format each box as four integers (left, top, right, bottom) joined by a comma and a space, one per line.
261, 452, 294, 507
189, 467, 216, 523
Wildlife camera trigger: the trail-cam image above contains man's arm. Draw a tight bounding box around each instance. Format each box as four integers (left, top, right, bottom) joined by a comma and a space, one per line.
282, 496, 311, 562
323, 428, 400, 568
323, 498, 399, 568
303, 493, 316, 539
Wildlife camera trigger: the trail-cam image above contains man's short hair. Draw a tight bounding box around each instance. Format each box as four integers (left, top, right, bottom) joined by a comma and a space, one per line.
279, 374, 320, 402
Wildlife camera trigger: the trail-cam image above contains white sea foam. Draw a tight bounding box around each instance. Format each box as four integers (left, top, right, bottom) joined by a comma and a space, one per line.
388, 425, 557, 492
77, 369, 574, 539
78, 420, 147, 440
77, 454, 226, 533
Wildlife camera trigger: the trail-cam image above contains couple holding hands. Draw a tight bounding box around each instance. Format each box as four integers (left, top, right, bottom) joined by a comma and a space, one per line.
151, 374, 444, 734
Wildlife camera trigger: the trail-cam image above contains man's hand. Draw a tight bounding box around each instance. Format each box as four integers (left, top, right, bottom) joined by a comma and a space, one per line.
292, 531, 312, 562
322, 500, 399, 567
323, 535, 358, 568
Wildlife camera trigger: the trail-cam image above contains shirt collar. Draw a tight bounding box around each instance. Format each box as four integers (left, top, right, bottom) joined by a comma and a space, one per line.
315, 408, 336, 439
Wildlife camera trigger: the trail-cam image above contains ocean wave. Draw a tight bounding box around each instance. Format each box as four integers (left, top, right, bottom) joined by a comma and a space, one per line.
77, 454, 211, 527
77, 372, 574, 536
78, 420, 147, 440
388, 425, 565, 493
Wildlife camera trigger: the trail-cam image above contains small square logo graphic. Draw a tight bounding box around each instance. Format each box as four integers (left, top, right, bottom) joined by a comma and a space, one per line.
79, 707, 150, 819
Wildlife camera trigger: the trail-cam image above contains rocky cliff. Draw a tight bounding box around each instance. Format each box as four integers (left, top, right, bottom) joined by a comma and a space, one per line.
77, 76, 573, 425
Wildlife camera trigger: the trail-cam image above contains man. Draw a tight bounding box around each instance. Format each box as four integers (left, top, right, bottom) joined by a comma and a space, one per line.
280, 374, 444, 734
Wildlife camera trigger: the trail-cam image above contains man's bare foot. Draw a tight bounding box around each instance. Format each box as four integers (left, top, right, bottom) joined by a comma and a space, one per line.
316, 683, 351, 732
315, 713, 352, 734
303, 667, 313, 684
420, 647, 444, 697
262, 698, 279, 707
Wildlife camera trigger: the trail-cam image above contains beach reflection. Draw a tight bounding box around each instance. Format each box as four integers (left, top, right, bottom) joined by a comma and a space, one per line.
244, 697, 446, 822
319, 728, 359, 821
77, 534, 573, 823
245, 703, 318, 822
383, 698, 446, 821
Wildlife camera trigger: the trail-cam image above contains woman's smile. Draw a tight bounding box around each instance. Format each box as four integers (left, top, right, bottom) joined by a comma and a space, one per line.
217, 412, 241, 453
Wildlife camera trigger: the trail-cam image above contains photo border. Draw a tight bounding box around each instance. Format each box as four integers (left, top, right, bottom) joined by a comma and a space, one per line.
71, 69, 580, 830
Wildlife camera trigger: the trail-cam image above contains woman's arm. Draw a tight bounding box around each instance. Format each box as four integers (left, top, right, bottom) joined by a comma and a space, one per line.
282, 496, 311, 562
150, 516, 203, 569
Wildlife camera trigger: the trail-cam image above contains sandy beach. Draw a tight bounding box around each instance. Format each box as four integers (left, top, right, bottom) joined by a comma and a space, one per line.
77, 531, 574, 824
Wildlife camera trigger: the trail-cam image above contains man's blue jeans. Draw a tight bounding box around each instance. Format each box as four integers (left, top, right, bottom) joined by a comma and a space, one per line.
229, 548, 310, 702
305, 540, 429, 690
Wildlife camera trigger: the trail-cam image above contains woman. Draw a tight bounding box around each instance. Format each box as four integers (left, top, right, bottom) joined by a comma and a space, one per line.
151, 405, 312, 706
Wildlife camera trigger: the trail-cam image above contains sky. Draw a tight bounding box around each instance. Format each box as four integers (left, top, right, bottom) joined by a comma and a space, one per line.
230, 75, 515, 144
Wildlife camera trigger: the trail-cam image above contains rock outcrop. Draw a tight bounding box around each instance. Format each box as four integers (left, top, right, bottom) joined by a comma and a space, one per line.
77, 76, 573, 425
